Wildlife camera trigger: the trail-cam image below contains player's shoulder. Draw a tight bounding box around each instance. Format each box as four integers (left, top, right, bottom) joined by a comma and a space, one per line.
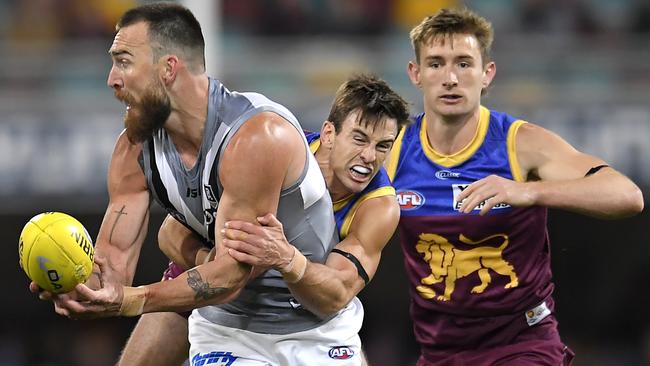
236, 112, 302, 146
220, 112, 306, 185
107, 130, 148, 193
482, 106, 526, 135
350, 193, 400, 235
111, 129, 144, 162
355, 170, 397, 215
514, 121, 563, 153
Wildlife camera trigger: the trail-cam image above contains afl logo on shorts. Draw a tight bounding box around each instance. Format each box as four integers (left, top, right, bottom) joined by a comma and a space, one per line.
328, 346, 355, 360
396, 190, 425, 210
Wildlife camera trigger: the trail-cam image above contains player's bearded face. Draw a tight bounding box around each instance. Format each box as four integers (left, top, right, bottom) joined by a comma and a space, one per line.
115, 76, 171, 144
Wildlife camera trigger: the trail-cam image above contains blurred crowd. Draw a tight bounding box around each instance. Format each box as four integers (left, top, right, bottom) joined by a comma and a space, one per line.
2, 0, 650, 43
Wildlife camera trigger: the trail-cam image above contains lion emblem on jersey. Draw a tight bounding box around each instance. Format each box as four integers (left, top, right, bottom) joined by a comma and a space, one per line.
415, 233, 519, 301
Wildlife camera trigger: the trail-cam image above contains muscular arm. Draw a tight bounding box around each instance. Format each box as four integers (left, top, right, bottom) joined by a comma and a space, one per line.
94, 131, 151, 286
457, 123, 644, 219
32, 131, 151, 316
139, 113, 306, 312
54, 113, 307, 318
157, 214, 209, 270
225, 195, 400, 318
290, 196, 399, 317
516, 123, 643, 218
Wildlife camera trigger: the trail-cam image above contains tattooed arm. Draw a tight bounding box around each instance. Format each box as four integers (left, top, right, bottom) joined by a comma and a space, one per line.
92, 131, 151, 287
138, 113, 307, 312
30, 131, 151, 318
55, 113, 307, 317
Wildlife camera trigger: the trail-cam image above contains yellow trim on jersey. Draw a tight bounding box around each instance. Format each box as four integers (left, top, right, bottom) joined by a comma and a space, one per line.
507, 120, 527, 182
420, 106, 490, 168
309, 139, 320, 154
333, 194, 354, 212
339, 186, 396, 239
386, 126, 406, 181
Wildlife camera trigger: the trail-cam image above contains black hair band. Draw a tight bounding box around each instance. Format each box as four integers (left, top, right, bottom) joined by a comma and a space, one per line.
331, 248, 370, 285
585, 165, 609, 177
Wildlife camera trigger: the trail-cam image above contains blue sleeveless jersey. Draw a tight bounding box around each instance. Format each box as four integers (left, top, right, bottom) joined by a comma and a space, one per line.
387, 107, 553, 350
305, 131, 395, 239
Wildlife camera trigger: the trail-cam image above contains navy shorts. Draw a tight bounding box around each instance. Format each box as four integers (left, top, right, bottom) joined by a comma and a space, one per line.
417, 301, 575, 366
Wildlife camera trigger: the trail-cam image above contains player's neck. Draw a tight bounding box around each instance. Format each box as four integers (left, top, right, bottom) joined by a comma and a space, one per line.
423, 107, 481, 155
164, 74, 210, 168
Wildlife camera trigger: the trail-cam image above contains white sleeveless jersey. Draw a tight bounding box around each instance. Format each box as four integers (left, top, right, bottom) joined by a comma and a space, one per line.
140, 78, 338, 334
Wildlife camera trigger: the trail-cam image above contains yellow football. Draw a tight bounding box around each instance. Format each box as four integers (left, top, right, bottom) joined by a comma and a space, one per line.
19, 212, 94, 293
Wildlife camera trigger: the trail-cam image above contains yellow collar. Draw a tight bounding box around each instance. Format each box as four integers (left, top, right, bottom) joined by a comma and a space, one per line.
420, 106, 490, 167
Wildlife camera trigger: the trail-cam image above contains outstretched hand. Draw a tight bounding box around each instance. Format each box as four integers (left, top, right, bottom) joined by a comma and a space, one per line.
222, 213, 295, 271
30, 256, 125, 319
457, 174, 537, 215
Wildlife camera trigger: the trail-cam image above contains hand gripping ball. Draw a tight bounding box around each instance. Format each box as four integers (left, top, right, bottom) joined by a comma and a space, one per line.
19, 212, 95, 293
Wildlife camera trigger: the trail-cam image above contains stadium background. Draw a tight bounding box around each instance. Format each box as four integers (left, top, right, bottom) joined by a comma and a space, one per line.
0, 0, 648, 365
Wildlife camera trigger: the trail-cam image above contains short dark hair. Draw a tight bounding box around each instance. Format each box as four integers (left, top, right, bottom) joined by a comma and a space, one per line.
410, 8, 493, 65
327, 74, 410, 134
117, 2, 205, 73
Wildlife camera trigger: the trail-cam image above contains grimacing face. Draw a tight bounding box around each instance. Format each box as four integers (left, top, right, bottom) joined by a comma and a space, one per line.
408, 33, 495, 120
323, 110, 398, 198
107, 21, 171, 143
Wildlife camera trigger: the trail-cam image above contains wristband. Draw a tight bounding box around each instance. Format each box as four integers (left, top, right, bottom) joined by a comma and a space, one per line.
280, 247, 307, 284
119, 286, 148, 317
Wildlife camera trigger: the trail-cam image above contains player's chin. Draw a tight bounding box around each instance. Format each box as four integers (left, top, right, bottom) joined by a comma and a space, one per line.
344, 180, 369, 194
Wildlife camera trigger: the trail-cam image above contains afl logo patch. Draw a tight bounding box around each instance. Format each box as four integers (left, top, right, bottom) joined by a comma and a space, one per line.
396, 190, 425, 210
328, 346, 355, 360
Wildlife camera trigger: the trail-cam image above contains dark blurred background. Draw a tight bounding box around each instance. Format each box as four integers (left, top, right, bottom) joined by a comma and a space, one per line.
1, 0, 648, 365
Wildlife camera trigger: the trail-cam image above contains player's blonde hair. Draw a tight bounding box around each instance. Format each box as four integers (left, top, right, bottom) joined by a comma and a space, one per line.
410, 8, 493, 65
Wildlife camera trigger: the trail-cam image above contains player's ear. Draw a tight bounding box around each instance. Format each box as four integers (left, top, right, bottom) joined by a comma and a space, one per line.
482, 61, 496, 89
320, 121, 335, 149
407, 60, 421, 88
160, 55, 179, 84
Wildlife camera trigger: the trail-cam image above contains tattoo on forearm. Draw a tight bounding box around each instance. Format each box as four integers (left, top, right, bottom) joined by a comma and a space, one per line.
130, 210, 149, 247
186, 269, 228, 301
109, 205, 128, 243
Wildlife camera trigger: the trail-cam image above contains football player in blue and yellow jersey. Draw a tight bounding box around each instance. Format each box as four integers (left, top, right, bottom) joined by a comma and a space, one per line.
222, 74, 411, 317
118, 74, 410, 366
385, 8, 644, 366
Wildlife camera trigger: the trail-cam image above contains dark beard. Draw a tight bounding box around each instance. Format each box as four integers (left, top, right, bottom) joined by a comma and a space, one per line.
117, 80, 171, 144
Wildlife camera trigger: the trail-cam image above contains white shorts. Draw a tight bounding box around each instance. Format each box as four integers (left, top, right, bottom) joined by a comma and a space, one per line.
188, 297, 364, 366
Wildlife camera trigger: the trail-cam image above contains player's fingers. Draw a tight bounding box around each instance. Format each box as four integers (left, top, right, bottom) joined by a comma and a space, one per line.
227, 248, 259, 266
222, 227, 252, 242
59, 298, 88, 315
29, 281, 41, 294
74, 284, 97, 301
479, 197, 497, 216
224, 220, 263, 235
258, 213, 282, 228
223, 219, 245, 230
459, 190, 480, 213
462, 193, 486, 214
54, 304, 70, 317
37, 289, 54, 301
223, 238, 262, 256
457, 179, 483, 202
29, 282, 53, 301
461, 184, 495, 213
